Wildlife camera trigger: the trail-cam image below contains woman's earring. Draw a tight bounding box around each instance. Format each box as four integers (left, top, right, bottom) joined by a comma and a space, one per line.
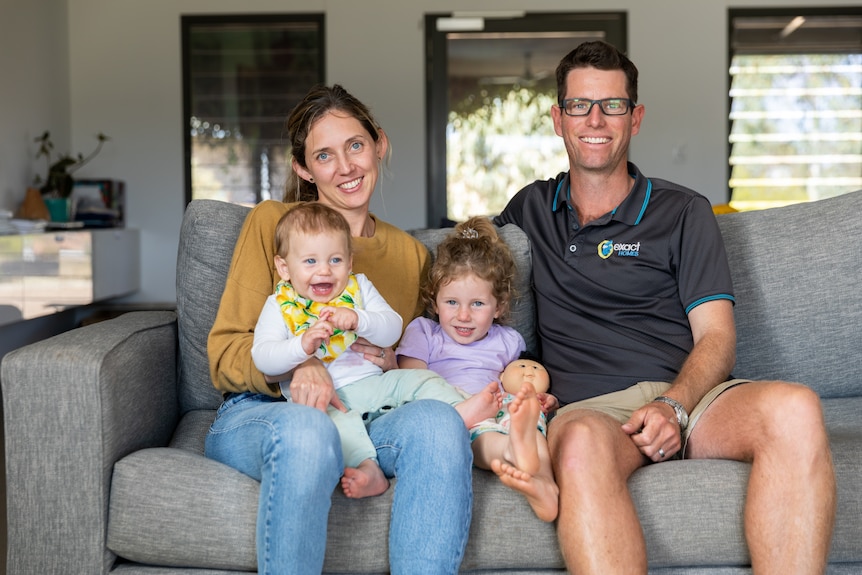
309, 177, 314, 183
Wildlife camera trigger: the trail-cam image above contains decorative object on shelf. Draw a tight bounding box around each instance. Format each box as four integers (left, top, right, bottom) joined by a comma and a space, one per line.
9, 219, 47, 234
15, 187, 50, 221
44, 197, 70, 222
33, 131, 110, 222
71, 179, 125, 227
712, 203, 739, 215
0, 209, 15, 235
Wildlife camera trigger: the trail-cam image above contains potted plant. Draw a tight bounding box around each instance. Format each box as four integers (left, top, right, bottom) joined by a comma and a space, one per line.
33, 131, 109, 222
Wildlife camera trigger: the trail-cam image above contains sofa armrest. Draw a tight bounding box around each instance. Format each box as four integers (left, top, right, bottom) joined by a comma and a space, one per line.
1, 310, 179, 575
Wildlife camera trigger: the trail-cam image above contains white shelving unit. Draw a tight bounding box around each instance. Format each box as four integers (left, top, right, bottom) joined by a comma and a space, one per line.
0, 228, 140, 326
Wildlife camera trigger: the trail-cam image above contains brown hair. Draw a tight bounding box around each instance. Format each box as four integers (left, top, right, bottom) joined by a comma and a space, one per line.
555, 40, 639, 105
274, 202, 353, 259
284, 84, 386, 203
423, 216, 517, 322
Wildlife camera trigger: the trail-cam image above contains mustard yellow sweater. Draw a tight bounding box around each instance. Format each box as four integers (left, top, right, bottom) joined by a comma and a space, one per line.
207, 200, 430, 396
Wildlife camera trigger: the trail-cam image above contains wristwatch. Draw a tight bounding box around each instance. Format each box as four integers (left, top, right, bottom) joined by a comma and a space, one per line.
653, 396, 689, 431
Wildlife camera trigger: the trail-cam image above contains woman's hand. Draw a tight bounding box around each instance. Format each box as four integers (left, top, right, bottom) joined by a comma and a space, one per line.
351, 337, 397, 371
289, 357, 347, 413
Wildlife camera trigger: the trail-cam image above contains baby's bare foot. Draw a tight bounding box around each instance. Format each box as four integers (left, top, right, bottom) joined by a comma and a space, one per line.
455, 381, 500, 428
504, 382, 541, 475
491, 459, 559, 522
341, 459, 389, 499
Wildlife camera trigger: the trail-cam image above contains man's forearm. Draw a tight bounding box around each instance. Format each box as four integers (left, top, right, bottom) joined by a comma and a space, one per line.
667, 329, 736, 410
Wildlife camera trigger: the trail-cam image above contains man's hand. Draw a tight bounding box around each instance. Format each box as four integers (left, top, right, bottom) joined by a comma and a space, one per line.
289, 357, 347, 413
622, 401, 681, 461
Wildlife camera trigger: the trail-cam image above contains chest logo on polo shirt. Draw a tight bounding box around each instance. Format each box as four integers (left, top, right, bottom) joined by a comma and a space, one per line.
598, 239, 641, 259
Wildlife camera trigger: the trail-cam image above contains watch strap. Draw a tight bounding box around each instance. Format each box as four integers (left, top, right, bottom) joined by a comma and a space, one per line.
653, 395, 689, 430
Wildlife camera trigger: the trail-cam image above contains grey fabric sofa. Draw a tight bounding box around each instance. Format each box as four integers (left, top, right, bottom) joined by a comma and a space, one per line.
3, 192, 861, 574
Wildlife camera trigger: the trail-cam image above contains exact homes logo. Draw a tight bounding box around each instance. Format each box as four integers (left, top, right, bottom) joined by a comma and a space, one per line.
598, 240, 641, 259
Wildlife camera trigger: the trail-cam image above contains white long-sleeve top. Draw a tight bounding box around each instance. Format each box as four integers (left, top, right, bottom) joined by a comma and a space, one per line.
252, 273, 403, 395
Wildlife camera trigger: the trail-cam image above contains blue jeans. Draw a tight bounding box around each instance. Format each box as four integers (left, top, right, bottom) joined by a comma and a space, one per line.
205, 393, 472, 575
205, 392, 342, 575
368, 398, 473, 573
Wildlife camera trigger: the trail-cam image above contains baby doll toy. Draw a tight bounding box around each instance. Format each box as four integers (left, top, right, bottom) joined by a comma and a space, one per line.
492, 354, 557, 437
481, 354, 559, 522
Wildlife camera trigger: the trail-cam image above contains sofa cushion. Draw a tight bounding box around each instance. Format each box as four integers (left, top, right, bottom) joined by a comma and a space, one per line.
109, 402, 562, 573
108, 448, 259, 570
822, 396, 862, 563
717, 190, 862, 398
107, 399, 862, 571
106, 446, 561, 572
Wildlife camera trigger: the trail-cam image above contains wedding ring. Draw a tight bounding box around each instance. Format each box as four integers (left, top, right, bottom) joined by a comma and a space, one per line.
658, 448, 666, 459
379, 350, 386, 358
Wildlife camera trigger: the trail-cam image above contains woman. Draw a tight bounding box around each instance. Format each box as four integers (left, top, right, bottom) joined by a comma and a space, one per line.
205, 84, 473, 574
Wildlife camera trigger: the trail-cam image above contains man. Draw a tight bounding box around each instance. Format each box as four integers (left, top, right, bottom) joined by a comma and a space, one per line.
494, 40, 835, 574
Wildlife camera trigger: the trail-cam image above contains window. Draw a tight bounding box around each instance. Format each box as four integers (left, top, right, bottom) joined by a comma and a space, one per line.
728, 8, 862, 211
182, 14, 324, 206
425, 12, 626, 226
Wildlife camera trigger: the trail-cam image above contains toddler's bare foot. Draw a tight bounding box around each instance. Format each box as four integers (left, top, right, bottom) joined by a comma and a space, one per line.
491, 459, 559, 522
503, 382, 541, 475
455, 381, 500, 428
341, 459, 389, 499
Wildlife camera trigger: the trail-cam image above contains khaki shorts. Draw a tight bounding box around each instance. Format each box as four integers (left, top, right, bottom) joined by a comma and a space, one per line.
554, 379, 750, 458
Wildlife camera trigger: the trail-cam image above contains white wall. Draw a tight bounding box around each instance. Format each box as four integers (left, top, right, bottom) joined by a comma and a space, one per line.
5, 0, 862, 305
0, 0, 70, 215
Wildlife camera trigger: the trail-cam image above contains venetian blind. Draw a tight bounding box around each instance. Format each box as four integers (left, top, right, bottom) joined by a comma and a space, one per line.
728, 9, 862, 210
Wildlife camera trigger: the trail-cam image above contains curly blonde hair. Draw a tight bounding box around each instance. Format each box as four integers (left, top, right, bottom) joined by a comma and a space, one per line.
423, 216, 517, 322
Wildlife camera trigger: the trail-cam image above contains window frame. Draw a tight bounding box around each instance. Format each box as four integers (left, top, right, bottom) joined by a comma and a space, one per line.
181, 13, 325, 206
424, 12, 626, 227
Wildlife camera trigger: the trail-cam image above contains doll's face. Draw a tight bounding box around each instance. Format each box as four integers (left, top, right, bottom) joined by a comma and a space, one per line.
500, 358, 549, 395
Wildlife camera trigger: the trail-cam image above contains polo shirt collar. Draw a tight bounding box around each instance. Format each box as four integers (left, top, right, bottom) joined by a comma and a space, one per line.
551, 162, 652, 226
615, 162, 652, 226
551, 172, 570, 213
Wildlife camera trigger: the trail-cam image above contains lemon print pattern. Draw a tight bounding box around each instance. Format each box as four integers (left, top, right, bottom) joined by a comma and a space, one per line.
276, 273, 362, 363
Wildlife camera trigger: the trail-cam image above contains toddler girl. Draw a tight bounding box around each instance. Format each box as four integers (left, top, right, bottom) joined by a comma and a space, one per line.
397, 217, 559, 521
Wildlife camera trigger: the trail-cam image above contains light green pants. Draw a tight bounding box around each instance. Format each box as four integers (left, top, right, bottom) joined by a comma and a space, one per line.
327, 368, 463, 468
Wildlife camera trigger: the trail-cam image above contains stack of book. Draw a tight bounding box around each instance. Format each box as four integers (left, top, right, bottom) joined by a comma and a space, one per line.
71, 179, 125, 227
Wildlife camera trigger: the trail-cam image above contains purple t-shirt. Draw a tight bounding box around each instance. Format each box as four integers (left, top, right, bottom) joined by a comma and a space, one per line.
397, 316, 526, 395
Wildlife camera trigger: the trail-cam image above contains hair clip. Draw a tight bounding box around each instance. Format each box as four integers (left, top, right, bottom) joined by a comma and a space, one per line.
459, 227, 479, 239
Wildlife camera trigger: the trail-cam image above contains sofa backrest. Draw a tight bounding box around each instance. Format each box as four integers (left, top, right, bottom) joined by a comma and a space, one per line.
717, 190, 862, 398
175, 191, 861, 413
174, 201, 537, 413
176, 199, 251, 413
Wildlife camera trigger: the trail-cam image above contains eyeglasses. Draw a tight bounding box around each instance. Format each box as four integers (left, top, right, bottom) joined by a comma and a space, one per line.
559, 98, 634, 117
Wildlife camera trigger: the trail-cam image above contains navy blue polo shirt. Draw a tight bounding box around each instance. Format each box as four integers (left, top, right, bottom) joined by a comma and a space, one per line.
494, 163, 734, 405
